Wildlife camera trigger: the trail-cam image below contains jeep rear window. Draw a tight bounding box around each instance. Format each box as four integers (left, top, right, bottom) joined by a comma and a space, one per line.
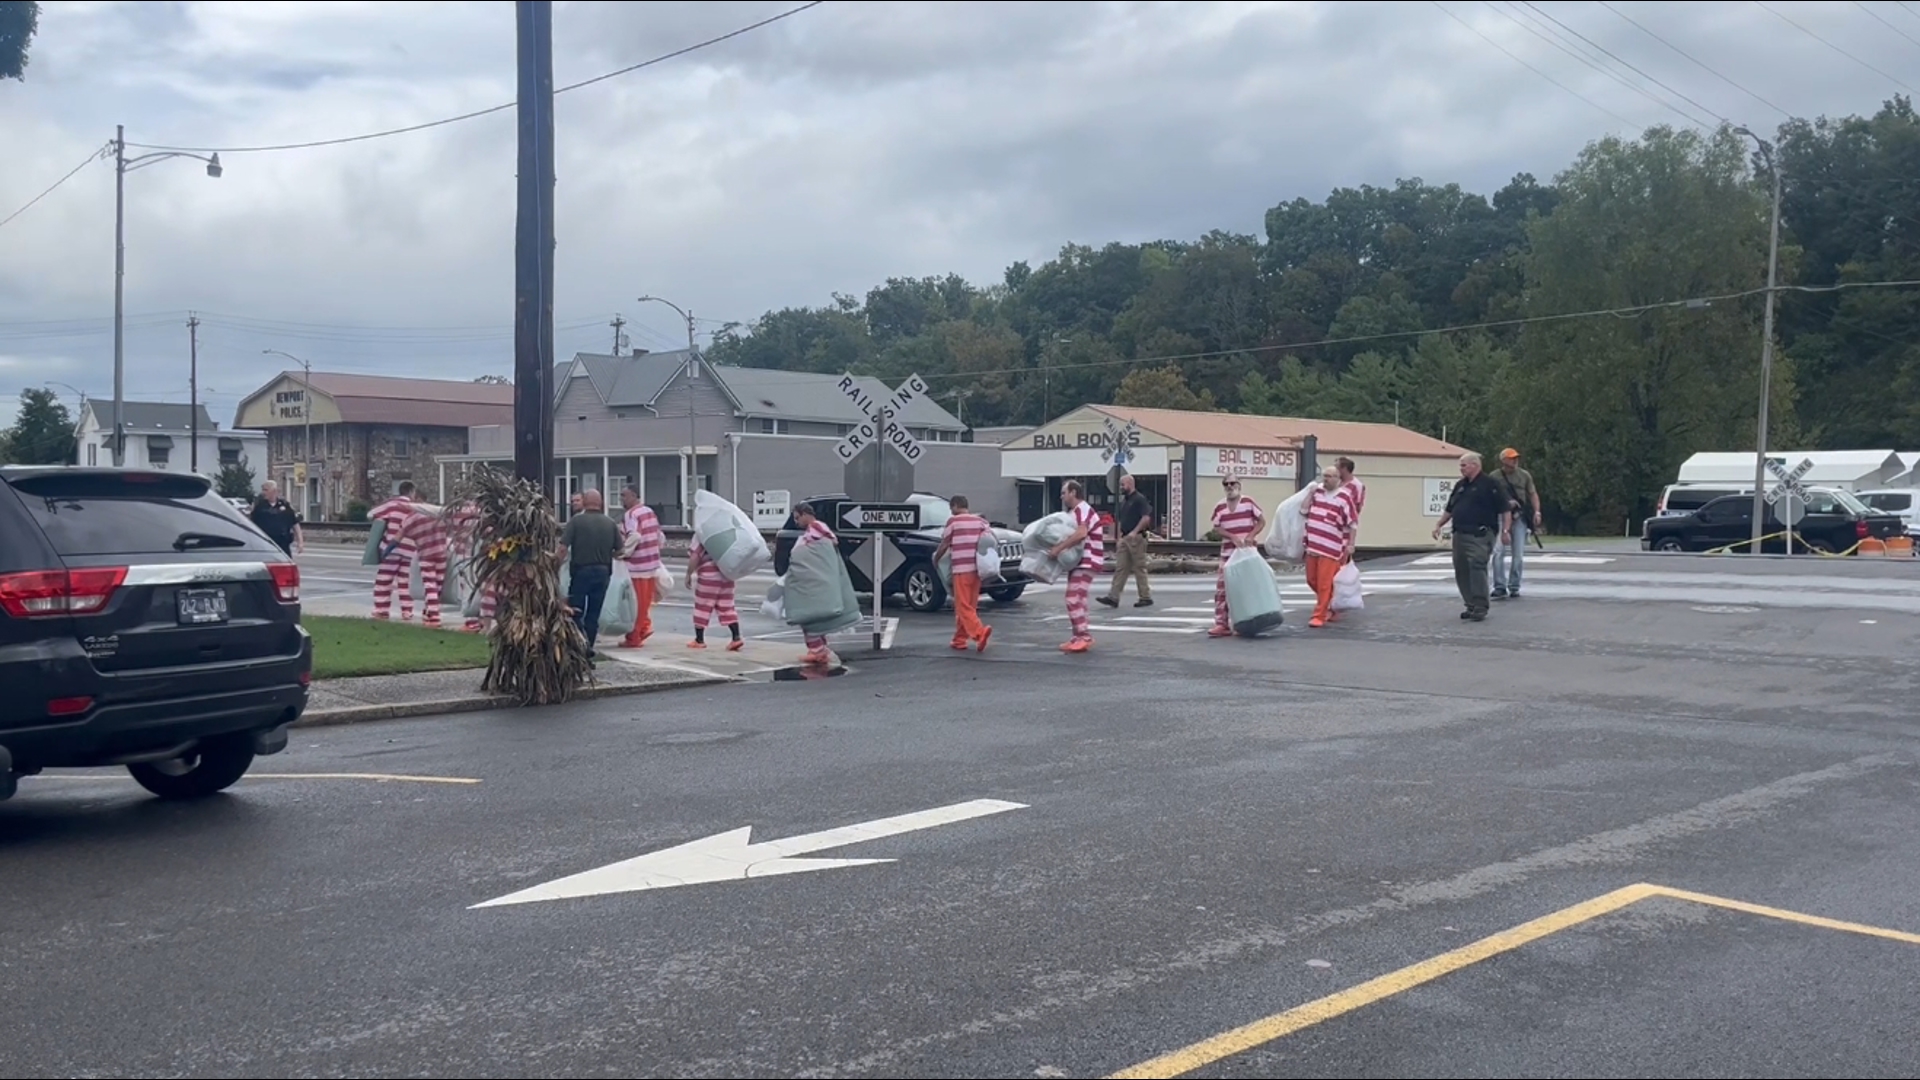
6, 474, 274, 557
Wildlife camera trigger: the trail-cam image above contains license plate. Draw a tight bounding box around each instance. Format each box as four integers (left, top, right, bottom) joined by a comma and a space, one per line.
176, 588, 230, 626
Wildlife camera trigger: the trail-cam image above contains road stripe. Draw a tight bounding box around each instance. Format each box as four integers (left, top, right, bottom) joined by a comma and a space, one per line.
36, 772, 480, 785
1652, 885, 1920, 945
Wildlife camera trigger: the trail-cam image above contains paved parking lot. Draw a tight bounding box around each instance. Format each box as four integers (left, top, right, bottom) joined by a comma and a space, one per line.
5, 546, 1919, 1077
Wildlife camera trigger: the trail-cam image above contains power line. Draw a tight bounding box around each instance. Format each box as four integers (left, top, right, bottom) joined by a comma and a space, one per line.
1430, 1, 1638, 127
1517, 1, 1728, 123
1900, 0, 1920, 22
123, 2, 827, 156
1753, 0, 1917, 95
1481, 0, 1701, 126
1849, 0, 1920, 52
0, 147, 106, 231
915, 278, 1920, 383
1594, 1, 1792, 120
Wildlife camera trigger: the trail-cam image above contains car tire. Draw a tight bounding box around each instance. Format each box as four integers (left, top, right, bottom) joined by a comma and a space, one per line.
1653, 538, 1685, 552
127, 734, 256, 800
903, 562, 947, 613
1802, 538, 1835, 554
986, 584, 1027, 603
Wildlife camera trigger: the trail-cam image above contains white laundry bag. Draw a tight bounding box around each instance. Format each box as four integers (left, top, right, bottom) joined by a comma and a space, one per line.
1330, 560, 1363, 612
1265, 486, 1312, 562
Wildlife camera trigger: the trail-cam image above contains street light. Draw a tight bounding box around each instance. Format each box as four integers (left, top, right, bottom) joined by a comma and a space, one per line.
109, 124, 222, 467
261, 349, 314, 518
637, 295, 700, 528
45, 381, 87, 464
1735, 126, 1783, 555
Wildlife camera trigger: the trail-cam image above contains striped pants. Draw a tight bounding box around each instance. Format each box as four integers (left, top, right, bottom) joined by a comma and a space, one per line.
692, 567, 738, 628
1065, 567, 1095, 641
371, 541, 417, 619
416, 541, 449, 625
1213, 552, 1231, 629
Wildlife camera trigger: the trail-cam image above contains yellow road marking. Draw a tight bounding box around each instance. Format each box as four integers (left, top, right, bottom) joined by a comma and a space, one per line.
1108, 881, 1920, 1078
37, 772, 480, 785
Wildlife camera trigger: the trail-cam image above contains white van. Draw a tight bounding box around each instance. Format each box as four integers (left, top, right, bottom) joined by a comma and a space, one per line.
1856, 489, 1920, 537
1656, 483, 1753, 517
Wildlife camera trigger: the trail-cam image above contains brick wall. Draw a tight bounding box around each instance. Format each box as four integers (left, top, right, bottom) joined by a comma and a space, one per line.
261, 423, 472, 517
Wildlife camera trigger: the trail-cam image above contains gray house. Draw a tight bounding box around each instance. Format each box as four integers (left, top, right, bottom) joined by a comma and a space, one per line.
436, 351, 1015, 525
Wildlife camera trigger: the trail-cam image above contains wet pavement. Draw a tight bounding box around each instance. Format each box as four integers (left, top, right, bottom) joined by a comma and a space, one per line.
4, 547, 1918, 1077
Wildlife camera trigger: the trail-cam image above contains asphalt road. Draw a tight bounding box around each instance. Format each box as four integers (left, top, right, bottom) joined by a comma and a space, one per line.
5, 548, 1920, 1078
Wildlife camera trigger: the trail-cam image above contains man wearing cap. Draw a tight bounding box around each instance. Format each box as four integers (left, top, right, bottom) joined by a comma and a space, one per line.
1493, 447, 1541, 600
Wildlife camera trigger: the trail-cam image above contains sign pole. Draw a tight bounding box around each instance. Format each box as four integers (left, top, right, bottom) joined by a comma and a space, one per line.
873, 403, 886, 652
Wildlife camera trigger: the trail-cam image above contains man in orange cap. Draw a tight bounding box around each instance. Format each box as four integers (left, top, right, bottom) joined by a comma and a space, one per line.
1492, 447, 1541, 599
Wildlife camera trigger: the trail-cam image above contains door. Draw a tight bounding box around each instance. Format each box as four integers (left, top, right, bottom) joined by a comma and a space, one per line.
1693, 498, 1752, 548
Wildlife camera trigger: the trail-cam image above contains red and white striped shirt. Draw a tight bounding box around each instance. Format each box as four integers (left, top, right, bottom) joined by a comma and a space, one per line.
1211, 496, 1264, 555
942, 513, 991, 575
1305, 487, 1353, 560
1339, 478, 1366, 520
400, 506, 449, 559
370, 496, 415, 552
1071, 501, 1103, 566
799, 519, 837, 548
622, 503, 663, 574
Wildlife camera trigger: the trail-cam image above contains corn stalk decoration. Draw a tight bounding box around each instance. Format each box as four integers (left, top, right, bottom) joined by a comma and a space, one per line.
453, 466, 592, 705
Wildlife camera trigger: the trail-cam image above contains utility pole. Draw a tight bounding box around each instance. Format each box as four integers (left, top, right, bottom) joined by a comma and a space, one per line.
112, 125, 125, 467
187, 313, 200, 473
512, 0, 558, 491
1738, 127, 1783, 556
609, 314, 627, 357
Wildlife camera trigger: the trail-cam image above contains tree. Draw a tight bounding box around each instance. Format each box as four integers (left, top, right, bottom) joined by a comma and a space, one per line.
1112, 365, 1215, 411
1, 1, 38, 81
473, 374, 509, 384
216, 458, 257, 501
2, 387, 76, 464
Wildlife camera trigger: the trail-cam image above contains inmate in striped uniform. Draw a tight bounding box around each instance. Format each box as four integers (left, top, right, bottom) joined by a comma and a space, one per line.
399, 508, 451, 627
443, 502, 496, 634
688, 542, 742, 650
941, 508, 993, 651
368, 495, 418, 620
1304, 483, 1354, 626
798, 518, 838, 662
1061, 498, 1103, 650
1208, 492, 1265, 635
619, 501, 663, 647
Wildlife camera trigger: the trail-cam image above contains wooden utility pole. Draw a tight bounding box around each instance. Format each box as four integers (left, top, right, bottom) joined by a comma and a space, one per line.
187, 313, 200, 473
512, 1, 557, 489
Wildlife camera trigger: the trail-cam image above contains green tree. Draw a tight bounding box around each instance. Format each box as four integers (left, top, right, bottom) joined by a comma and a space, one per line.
0, 0, 37, 81
1111, 365, 1216, 411
1510, 125, 1788, 527
2, 387, 76, 464
216, 458, 257, 501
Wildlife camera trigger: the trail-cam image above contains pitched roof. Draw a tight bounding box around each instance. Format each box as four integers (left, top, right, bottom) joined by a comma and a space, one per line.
567, 350, 702, 408
294, 371, 515, 428
1090, 405, 1469, 458
83, 400, 219, 434
559, 352, 966, 429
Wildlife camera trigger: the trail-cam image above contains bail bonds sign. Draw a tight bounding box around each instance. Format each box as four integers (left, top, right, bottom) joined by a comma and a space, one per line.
1196, 445, 1297, 480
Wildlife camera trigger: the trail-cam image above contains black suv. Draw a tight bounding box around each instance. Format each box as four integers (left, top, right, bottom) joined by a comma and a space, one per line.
1641, 487, 1906, 554
772, 492, 1030, 613
0, 468, 311, 802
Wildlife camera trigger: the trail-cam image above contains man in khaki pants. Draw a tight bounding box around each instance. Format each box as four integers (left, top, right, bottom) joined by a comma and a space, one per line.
1099, 473, 1155, 608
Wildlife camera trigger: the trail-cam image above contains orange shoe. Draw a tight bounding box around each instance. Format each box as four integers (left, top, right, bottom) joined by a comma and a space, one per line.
803, 648, 830, 665
726, 639, 744, 652
1208, 625, 1233, 638
976, 626, 992, 653
1060, 638, 1091, 653
951, 640, 970, 650
619, 634, 645, 649
1309, 616, 1326, 628
688, 640, 707, 650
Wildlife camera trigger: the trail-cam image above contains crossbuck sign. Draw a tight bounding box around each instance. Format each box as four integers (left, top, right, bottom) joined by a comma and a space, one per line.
1100, 416, 1141, 469
1764, 456, 1814, 524
833, 374, 928, 465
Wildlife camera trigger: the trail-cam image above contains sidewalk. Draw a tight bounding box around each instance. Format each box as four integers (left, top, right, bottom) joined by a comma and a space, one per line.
301, 662, 728, 726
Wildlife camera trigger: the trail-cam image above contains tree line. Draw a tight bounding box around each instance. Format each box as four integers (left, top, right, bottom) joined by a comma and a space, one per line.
709, 101, 1919, 531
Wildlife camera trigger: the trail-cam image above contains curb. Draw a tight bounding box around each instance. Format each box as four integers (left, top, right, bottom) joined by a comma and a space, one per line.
294, 670, 731, 728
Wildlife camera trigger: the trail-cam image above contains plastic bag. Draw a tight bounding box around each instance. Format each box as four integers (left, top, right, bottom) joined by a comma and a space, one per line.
1020, 511, 1083, 583
1331, 560, 1363, 612
784, 539, 856, 628
653, 565, 674, 596
692, 490, 770, 581
361, 518, 388, 566
1265, 486, 1312, 562
1225, 546, 1284, 636
977, 535, 1003, 581
762, 576, 786, 620
558, 562, 637, 638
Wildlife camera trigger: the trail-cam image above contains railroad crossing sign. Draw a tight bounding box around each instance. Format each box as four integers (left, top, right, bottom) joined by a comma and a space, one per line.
834, 501, 923, 533
1100, 416, 1141, 467
833, 373, 928, 465
1764, 457, 1813, 526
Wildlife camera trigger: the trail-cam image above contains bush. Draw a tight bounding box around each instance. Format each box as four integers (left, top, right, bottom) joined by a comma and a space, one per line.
346, 500, 370, 522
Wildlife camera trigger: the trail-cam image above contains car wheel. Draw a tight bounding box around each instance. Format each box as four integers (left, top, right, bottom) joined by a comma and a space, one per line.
986, 584, 1027, 603
127, 734, 256, 800
1653, 537, 1685, 552
1802, 538, 1835, 554
903, 563, 946, 613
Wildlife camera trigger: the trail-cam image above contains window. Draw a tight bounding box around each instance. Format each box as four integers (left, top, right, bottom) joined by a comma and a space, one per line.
392, 433, 411, 459
1865, 492, 1913, 512
758, 418, 790, 435
836, 424, 853, 436
146, 435, 172, 467
86, 443, 97, 466
9, 472, 275, 557
218, 438, 243, 466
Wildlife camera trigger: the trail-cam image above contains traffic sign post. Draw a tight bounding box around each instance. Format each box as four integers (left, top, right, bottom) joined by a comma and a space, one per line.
1763, 457, 1814, 555
1099, 416, 1140, 549
835, 373, 928, 651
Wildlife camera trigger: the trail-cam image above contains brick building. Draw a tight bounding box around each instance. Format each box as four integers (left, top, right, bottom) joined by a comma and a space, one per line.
232, 371, 513, 520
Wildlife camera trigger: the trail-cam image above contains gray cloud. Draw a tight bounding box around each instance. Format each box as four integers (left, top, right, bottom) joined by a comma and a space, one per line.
1, 0, 1911, 430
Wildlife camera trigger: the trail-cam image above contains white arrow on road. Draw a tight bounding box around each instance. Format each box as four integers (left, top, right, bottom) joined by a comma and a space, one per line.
471, 797, 1027, 908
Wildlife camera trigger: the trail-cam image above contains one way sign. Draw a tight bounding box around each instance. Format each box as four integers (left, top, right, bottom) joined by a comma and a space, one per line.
836, 501, 922, 532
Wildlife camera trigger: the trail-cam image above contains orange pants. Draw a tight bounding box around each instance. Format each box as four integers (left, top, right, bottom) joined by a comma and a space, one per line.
622, 571, 657, 645
1306, 553, 1340, 625
951, 572, 987, 646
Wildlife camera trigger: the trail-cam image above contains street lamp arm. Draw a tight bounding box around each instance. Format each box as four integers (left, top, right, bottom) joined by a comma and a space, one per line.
636, 294, 692, 324
122, 150, 220, 173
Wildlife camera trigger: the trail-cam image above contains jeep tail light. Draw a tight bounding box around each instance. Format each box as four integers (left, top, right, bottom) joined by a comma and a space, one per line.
1857, 519, 1871, 539
0, 567, 127, 618
268, 562, 300, 603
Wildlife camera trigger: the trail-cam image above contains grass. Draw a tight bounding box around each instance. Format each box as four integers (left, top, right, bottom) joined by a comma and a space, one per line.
304, 615, 492, 680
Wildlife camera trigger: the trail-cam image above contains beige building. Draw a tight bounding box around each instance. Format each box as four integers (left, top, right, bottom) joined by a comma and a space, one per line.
1000, 404, 1472, 549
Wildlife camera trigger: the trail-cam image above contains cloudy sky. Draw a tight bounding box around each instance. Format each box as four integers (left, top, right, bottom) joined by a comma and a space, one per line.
1, 0, 1912, 429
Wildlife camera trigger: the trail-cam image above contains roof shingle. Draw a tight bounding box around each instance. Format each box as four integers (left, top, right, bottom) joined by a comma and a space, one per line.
1091, 405, 1469, 459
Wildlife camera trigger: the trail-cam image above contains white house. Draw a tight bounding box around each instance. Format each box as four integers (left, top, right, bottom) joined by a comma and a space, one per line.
75, 400, 267, 481
1675, 450, 1907, 491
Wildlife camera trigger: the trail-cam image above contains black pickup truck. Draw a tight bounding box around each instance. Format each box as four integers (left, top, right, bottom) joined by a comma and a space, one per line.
771, 492, 1030, 613
1641, 487, 1906, 554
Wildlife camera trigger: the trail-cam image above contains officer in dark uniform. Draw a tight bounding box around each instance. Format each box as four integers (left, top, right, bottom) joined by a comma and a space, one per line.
1431, 452, 1512, 621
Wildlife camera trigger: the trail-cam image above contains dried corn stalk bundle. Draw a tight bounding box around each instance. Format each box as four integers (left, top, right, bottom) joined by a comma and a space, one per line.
455, 466, 592, 705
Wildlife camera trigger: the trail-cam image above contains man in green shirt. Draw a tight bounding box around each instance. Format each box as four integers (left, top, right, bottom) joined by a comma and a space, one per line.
558, 488, 622, 656
1493, 447, 1541, 599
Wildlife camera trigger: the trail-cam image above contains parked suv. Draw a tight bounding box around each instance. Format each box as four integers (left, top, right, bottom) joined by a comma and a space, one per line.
1641, 487, 1905, 554
0, 467, 311, 802
772, 492, 1030, 613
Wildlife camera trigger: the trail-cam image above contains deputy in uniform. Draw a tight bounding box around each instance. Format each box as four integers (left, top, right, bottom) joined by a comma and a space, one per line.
1431, 451, 1512, 622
